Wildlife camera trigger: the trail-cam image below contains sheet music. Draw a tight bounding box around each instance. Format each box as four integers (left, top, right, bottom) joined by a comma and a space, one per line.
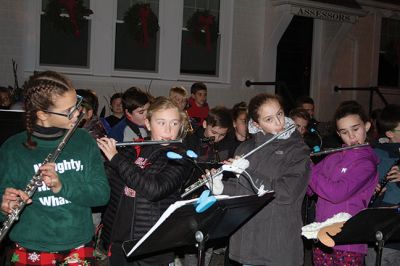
125, 194, 242, 256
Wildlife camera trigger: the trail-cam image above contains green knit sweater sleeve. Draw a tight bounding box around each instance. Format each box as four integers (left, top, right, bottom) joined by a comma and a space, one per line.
57, 130, 110, 207
0, 134, 24, 222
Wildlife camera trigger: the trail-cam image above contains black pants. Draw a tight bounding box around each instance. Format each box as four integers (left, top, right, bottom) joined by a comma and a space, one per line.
109, 243, 173, 266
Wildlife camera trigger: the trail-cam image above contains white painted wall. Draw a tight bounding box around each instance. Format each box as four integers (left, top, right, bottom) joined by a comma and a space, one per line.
0, 0, 26, 88
1, 0, 399, 120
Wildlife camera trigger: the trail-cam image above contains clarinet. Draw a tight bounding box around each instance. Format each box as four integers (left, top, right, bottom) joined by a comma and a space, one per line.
181, 124, 296, 198
369, 158, 400, 207
0, 112, 84, 243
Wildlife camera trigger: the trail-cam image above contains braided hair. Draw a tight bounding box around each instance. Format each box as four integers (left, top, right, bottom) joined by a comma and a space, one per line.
23, 71, 73, 149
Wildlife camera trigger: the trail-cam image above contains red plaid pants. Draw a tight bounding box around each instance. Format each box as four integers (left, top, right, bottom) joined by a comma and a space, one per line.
9, 242, 96, 266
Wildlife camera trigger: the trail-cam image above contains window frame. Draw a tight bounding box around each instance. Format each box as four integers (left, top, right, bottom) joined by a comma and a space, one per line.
25, 0, 233, 84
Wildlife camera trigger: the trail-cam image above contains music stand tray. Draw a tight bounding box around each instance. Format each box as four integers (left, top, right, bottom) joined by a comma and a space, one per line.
332, 208, 400, 266
122, 192, 274, 266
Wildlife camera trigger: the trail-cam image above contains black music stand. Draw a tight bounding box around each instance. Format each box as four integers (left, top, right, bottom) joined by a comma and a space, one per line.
122, 192, 274, 266
331, 208, 400, 266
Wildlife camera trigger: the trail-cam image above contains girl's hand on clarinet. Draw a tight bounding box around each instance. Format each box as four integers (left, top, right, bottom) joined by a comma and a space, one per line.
374, 183, 380, 193
375, 183, 387, 195
97, 137, 118, 161
40, 163, 62, 193
387, 166, 400, 183
1, 188, 32, 214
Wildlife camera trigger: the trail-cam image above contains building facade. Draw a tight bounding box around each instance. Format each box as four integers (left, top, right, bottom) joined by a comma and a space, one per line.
0, 0, 399, 121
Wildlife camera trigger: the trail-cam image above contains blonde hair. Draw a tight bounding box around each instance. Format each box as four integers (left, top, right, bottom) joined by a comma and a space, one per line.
169, 86, 188, 97
146, 96, 190, 138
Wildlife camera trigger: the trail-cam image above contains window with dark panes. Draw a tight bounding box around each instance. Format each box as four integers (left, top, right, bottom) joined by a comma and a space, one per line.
180, 0, 220, 76
40, 0, 91, 67
378, 17, 400, 88
114, 0, 159, 72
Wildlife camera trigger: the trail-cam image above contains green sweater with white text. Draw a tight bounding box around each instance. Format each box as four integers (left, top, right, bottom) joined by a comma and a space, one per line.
0, 129, 110, 252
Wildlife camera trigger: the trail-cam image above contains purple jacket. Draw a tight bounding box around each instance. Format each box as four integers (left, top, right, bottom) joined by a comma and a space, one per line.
308, 146, 378, 254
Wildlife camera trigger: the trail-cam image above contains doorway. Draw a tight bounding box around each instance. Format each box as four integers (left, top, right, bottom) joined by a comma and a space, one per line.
276, 15, 314, 112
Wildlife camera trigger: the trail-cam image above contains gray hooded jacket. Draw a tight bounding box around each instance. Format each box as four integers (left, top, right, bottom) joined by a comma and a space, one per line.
224, 119, 310, 266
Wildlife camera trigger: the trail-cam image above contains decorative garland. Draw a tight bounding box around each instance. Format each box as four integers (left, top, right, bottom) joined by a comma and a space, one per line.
44, 0, 93, 38
123, 3, 160, 48
186, 9, 219, 52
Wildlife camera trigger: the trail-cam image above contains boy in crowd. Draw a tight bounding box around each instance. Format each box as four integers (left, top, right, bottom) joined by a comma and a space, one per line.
105, 92, 124, 128
0, 87, 12, 109
289, 107, 321, 151
185, 106, 234, 163
366, 104, 400, 266
169, 86, 188, 111
76, 89, 106, 140
297, 96, 315, 119
187, 82, 209, 130
109, 87, 151, 142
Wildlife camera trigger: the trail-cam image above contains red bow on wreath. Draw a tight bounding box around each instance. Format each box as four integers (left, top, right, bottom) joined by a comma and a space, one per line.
198, 15, 214, 52
58, 0, 80, 37
139, 6, 150, 48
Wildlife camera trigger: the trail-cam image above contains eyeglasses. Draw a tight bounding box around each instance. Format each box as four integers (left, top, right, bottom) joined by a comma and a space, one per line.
391, 129, 400, 133
44, 95, 83, 120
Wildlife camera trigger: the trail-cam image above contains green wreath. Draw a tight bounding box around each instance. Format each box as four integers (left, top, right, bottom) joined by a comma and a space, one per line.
186, 9, 219, 48
44, 0, 93, 38
123, 3, 160, 47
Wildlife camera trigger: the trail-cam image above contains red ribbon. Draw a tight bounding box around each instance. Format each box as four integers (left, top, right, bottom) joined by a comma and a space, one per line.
198, 15, 214, 52
133, 138, 144, 157
58, 0, 80, 37
139, 6, 150, 48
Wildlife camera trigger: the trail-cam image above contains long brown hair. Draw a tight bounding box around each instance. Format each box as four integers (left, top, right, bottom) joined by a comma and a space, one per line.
23, 71, 74, 149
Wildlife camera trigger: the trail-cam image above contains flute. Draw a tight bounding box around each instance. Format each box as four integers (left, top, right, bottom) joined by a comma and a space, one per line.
310, 143, 369, 157
0, 112, 85, 243
116, 139, 183, 147
181, 124, 296, 198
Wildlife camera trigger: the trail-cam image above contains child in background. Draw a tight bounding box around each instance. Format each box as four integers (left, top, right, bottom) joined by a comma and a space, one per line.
76, 89, 106, 139
0, 87, 12, 109
97, 97, 193, 266
187, 82, 209, 130
289, 107, 321, 151
308, 101, 378, 265
229, 101, 249, 150
290, 107, 311, 137
185, 106, 235, 163
368, 108, 383, 145
221, 93, 310, 265
109, 87, 152, 142
297, 96, 317, 128
105, 92, 124, 128
365, 104, 400, 266
169, 86, 188, 111
0, 71, 110, 265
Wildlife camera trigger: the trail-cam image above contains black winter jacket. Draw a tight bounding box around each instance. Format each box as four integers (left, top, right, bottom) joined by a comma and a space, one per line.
101, 144, 193, 247
184, 127, 236, 162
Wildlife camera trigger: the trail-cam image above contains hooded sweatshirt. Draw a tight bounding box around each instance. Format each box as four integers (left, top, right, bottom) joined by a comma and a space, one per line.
309, 145, 379, 254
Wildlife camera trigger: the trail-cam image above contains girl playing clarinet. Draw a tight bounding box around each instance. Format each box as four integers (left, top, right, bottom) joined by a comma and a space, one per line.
0, 71, 110, 265
97, 96, 193, 266
308, 101, 378, 265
